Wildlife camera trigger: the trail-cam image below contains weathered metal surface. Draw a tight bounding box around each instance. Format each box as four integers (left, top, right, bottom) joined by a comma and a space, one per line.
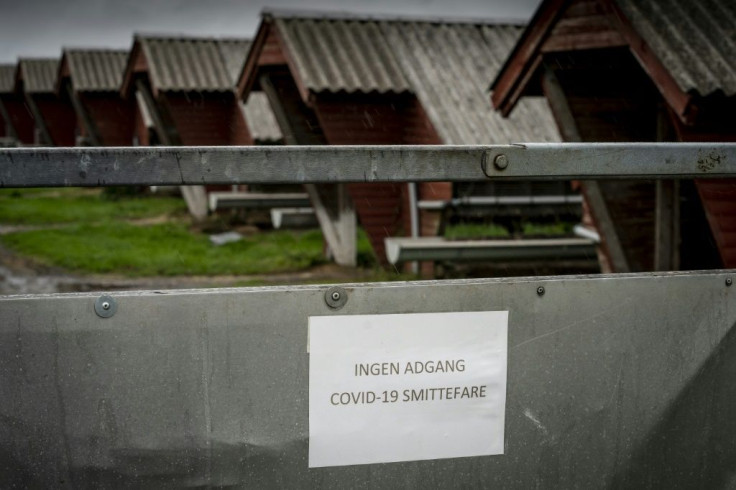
1, 143, 735, 188
482, 143, 736, 179
1, 270, 735, 488
615, 0, 736, 97
384, 237, 597, 264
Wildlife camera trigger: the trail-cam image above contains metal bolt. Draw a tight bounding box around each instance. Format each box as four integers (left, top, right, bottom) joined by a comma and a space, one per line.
537, 286, 545, 296
94, 295, 117, 318
325, 286, 348, 309
494, 154, 509, 171
727, 278, 733, 287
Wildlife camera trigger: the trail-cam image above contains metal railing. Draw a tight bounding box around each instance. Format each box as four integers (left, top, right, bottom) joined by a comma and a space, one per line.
1, 143, 735, 488
1, 143, 734, 187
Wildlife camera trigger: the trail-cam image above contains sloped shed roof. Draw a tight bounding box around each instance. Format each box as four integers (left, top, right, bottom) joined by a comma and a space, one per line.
135, 36, 241, 92
270, 13, 560, 144
18, 58, 58, 93
130, 35, 281, 141
614, 0, 736, 98
63, 49, 128, 92
216, 39, 252, 86
0, 64, 15, 94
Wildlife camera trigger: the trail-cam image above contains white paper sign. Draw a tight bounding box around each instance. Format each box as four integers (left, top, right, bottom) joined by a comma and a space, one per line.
308, 311, 508, 468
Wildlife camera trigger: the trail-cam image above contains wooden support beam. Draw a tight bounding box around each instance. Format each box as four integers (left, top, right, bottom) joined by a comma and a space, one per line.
134, 80, 176, 146
259, 71, 357, 266
542, 66, 630, 273
23, 94, 53, 145
305, 183, 356, 266
65, 83, 101, 146
135, 79, 208, 221
0, 99, 18, 140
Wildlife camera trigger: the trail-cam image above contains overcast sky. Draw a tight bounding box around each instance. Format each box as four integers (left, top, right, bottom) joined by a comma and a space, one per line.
0, 0, 541, 63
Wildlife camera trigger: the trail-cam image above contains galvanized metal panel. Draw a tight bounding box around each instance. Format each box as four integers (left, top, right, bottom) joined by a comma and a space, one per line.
1, 143, 735, 188
615, 0, 736, 97
64, 49, 128, 92
1, 270, 735, 487
17, 58, 58, 94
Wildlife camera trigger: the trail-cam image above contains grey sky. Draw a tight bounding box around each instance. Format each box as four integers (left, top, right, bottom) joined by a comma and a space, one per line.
0, 0, 540, 63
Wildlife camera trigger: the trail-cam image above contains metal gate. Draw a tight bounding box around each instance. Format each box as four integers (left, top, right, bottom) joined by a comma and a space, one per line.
1, 143, 735, 488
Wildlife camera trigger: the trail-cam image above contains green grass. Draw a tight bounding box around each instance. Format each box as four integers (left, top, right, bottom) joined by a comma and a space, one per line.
521, 221, 574, 236
1, 222, 330, 276
0, 189, 185, 225
445, 223, 510, 239
445, 221, 575, 239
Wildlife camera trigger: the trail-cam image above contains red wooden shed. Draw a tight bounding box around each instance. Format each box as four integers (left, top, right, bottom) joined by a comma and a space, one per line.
237, 12, 562, 267
57, 49, 134, 146
15, 58, 76, 146
491, 0, 736, 271
120, 36, 281, 218
121, 36, 254, 148
0, 64, 35, 145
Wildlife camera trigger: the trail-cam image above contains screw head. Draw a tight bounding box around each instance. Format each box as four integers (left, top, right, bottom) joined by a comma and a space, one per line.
94, 295, 117, 318
325, 286, 348, 309
727, 278, 733, 287
494, 154, 509, 170
537, 286, 545, 296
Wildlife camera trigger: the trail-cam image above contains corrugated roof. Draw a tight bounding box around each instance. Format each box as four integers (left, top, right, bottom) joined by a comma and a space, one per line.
271, 14, 559, 143
216, 39, 252, 86
0, 64, 15, 94
383, 21, 558, 144
242, 92, 283, 142
133, 35, 280, 142
18, 58, 58, 93
275, 17, 412, 94
137, 36, 249, 92
614, 0, 736, 97
64, 49, 128, 92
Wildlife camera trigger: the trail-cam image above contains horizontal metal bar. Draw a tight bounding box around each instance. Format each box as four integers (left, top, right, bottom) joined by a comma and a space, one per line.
0, 143, 735, 188
270, 207, 317, 229
384, 237, 597, 264
483, 143, 736, 179
208, 192, 311, 211
417, 195, 583, 210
